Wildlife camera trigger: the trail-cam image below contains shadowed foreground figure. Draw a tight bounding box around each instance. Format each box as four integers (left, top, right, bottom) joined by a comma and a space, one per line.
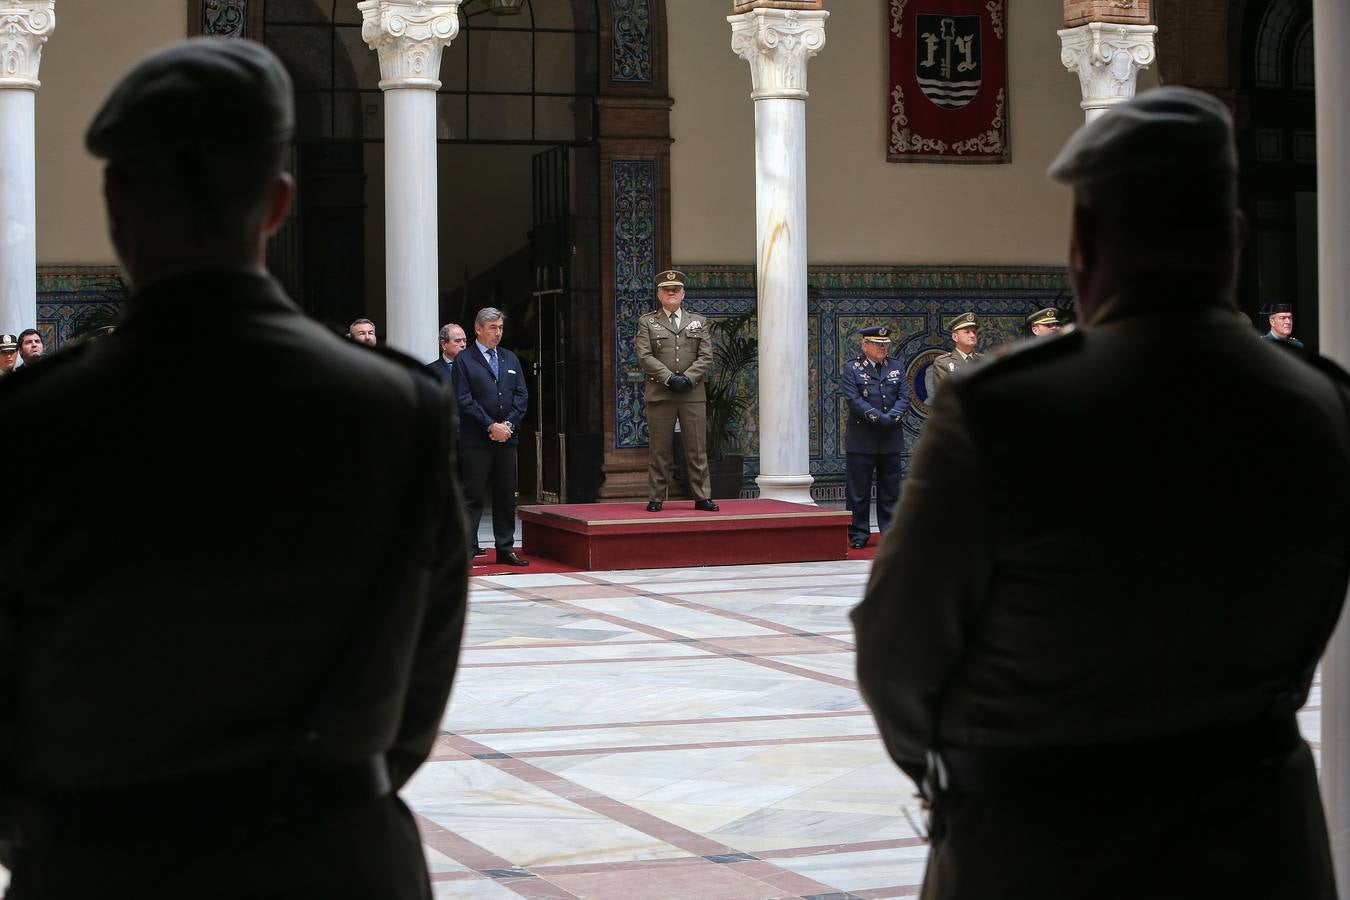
852, 87, 1350, 900
0, 39, 468, 899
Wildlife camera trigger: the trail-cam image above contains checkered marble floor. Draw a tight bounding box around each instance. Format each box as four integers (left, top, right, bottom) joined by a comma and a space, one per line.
0, 558, 1324, 899
415, 560, 927, 899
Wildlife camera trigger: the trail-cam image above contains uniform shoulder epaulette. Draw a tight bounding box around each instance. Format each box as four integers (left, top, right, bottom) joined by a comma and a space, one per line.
965, 328, 1086, 385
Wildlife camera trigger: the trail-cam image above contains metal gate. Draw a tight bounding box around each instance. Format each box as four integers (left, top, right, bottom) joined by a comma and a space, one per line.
531, 146, 569, 504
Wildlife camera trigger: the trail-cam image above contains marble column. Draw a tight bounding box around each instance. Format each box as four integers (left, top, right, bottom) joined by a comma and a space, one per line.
729, 3, 826, 505
1058, 22, 1156, 122
1314, 0, 1350, 885
0, 0, 54, 335
360, 0, 460, 360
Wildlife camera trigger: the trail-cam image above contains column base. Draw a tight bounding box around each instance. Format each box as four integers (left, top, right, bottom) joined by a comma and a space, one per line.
755, 474, 816, 506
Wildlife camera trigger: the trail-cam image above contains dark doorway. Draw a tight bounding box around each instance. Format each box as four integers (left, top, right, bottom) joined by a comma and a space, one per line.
261, 0, 604, 500
1236, 0, 1317, 348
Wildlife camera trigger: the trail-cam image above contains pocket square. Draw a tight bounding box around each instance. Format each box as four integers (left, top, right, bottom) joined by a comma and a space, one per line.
507, 369, 517, 375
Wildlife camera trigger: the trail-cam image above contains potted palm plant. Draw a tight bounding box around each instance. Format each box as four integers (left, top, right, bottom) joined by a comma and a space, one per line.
703, 312, 758, 498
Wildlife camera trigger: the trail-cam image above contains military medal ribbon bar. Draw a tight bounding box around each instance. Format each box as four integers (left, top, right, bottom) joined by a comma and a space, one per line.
887, 0, 1010, 165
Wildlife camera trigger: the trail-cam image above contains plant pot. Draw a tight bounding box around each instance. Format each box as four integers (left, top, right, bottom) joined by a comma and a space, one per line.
709, 455, 746, 500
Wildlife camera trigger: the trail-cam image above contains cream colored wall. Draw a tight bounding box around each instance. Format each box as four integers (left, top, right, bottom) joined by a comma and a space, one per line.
36, 0, 185, 265
669, 1, 1156, 266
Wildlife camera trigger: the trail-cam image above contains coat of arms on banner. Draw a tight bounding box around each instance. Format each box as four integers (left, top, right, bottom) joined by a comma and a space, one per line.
888, 0, 1009, 164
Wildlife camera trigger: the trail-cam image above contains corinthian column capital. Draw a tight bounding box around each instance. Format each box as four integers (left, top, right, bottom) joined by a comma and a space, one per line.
0, 0, 55, 90
359, 0, 461, 91
729, 7, 828, 101
1058, 22, 1157, 120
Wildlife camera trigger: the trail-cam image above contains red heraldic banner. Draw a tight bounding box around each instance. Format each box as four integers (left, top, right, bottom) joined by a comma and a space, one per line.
888, 0, 1009, 164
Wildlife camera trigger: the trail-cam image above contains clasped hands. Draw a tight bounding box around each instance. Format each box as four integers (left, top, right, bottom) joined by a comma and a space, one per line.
867, 411, 902, 427
666, 373, 694, 393
488, 422, 513, 442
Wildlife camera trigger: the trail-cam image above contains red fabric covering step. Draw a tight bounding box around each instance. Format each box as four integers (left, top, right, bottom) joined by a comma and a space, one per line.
846, 533, 880, 561
470, 548, 580, 578
518, 499, 854, 571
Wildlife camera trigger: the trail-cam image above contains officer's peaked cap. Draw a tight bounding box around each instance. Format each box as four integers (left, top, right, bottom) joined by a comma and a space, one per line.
86, 38, 294, 163
860, 326, 892, 343
1047, 87, 1236, 187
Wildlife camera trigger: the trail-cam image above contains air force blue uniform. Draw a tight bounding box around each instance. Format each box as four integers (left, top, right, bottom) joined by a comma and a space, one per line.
842, 329, 909, 546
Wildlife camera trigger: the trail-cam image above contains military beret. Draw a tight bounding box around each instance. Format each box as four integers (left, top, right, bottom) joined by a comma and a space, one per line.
0, 333, 17, 351
656, 270, 686, 289
944, 312, 978, 332
1026, 307, 1063, 327
1260, 303, 1293, 316
1047, 87, 1236, 187
86, 38, 294, 163
860, 325, 893, 343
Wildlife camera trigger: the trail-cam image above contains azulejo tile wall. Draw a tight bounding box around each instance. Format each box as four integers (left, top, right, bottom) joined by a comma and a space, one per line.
615, 264, 1068, 488
35, 267, 128, 352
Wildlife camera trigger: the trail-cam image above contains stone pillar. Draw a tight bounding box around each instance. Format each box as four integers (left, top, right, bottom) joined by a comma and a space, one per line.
0, 0, 54, 335
1058, 1, 1156, 122
729, 2, 826, 505
1314, 0, 1350, 885
359, 0, 460, 360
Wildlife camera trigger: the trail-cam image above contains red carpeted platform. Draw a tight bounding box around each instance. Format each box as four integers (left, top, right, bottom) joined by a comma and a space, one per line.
518, 499, 854, 571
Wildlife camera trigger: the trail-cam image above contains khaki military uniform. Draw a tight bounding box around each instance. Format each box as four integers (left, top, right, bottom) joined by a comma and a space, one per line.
925, 348, 983, 399
635, 306, 714, 501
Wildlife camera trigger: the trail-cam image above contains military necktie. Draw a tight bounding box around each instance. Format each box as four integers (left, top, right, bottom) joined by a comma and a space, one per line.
669, 313, 678, 331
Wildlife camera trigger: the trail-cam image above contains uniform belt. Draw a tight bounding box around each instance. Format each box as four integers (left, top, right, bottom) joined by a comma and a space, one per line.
13, 754, 391, 847
936, 715, 1302, 796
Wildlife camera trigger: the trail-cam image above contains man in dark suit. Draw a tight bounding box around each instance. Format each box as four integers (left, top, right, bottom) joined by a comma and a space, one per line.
425, 322, 467, 383
853, 88, 1349, 899
0, 39, 468, 899
841, 325, 908, 550
453, 307, 530, 567
425, 322, 480, 557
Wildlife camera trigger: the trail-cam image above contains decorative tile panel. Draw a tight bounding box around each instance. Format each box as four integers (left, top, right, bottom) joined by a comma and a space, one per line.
669, 265, 1069, 486
612, 159, 658, 448
610, 0, 653, 83
203, 0, 249, 38
35, 267, 127, 350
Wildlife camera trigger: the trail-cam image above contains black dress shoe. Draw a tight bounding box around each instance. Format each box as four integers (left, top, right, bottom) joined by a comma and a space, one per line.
473, 547, 487, 558
850, 538, 868, 550
693, 499, 720, 512
498, 550, 530, 567
646, 500, 663, 512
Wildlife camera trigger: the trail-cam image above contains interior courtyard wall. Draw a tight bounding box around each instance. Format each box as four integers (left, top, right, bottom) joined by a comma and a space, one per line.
667, 1, 1156, 267
35, 0, 186, 267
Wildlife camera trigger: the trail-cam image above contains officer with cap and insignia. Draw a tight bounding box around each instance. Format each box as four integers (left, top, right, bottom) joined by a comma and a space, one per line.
853, 87, 1350, 900
636, 269, 718, 512
1260, 302, 1304, 348
0, 38, 467, 899
924, 312, 983, 399
0, 333, 17, 375
1026, 307, 1065, 338
841, 325, 909, 549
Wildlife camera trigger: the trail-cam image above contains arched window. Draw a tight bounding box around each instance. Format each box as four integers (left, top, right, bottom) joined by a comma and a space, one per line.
263, 0, 599, 144
1292, 21, 1315, 90
1255, 0, 1298, 86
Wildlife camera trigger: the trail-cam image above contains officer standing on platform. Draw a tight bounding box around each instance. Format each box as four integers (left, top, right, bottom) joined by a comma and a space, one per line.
842, 326, 909, 549
925, 312, 983, 399
636, 269, 718, 513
